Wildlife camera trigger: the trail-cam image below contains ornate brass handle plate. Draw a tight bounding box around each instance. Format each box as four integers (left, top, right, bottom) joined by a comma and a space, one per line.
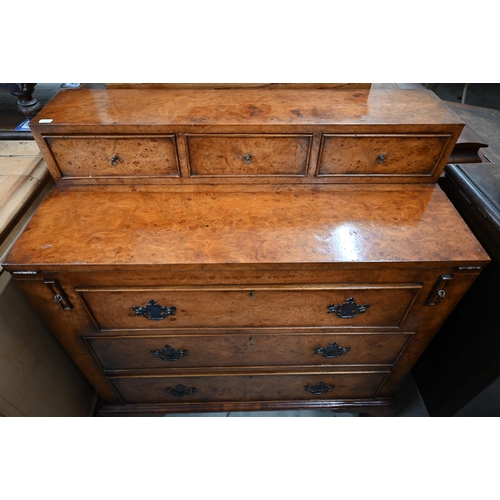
314, 342, 350, 358
132, 299, 176, 321
151, 344, 187, 361
304, 381, 334, 395
327, 297, 370, 319
166, 384, 196, 397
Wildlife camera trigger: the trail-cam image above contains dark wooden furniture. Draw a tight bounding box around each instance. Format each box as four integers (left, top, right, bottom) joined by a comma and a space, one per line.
0, 84, 42, 117
413, 162, 500, 416
2, 88, 489, 416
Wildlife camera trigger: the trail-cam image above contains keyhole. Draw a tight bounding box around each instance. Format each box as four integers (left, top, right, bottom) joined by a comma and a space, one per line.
249, 292, 254, 298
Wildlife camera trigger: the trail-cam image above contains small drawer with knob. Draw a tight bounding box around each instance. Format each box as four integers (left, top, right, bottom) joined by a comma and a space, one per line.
44, 135, 180, 180
84, 331, 414, 372
186, 134, 312, 177
316, 133, 454, 180
107, 370, 390, 404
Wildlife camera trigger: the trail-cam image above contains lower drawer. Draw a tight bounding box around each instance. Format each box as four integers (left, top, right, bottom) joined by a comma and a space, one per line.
86, 332, 414, 371
108, 371, 389, 404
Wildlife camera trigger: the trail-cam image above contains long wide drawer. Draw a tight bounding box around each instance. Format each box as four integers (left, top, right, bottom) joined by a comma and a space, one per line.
317, 134, 453, 178
77, 284, 422, 330
186, 134, 311, 177
45, 135, 180, 179
109, 371, 389, 404
85, 332, 414, 371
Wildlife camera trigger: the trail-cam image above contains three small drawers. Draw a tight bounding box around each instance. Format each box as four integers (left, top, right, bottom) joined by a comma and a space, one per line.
41, 132, 453, 183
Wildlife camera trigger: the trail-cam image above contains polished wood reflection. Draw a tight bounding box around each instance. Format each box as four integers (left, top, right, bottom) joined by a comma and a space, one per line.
4, 185, 488, 270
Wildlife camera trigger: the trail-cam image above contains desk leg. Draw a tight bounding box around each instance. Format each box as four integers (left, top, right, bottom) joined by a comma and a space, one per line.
7, 83, 42, 117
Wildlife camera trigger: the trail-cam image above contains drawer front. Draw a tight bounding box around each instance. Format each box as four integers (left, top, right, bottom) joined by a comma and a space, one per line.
109, 372, 389, 404
86, 332, 413, 371
78, 284, 422, 330
317, 134, 452, 177
45, 135, 180, 178
186, 134, 311, 177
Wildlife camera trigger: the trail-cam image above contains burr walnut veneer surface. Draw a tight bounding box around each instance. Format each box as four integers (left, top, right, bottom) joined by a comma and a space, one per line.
3, 87, 488, 416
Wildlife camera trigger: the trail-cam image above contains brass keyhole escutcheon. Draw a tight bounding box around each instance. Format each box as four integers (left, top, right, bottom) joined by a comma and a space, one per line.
111, 155, 119, 166
245, 154, 252, 164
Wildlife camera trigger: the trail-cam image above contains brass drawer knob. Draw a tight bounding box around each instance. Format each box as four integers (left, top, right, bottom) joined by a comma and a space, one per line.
377, 154, 386, 164
245, 153, 252, 164
111, 154, 119, 166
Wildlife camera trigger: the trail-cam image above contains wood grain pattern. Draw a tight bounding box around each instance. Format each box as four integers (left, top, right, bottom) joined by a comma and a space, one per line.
105, 83, 372, 90
85, 332, 414, 371
186, 134, 311, 177
29, 89, 463, 185
46, 135, 180, 179
0, 141, 40, 156
78, 284, 421, 330
30, 89, 462, 129
109, 371, 389, 404
317, 134, 452, 177
3, 88, 490, 416
3, 185, 489, 271
0, 141, 52, 247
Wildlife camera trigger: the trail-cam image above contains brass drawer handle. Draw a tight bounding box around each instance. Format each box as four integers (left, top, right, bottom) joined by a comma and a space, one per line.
111, 154, 119, 166
304, 381, 334, 395
327, 297, 370, 319
315, 342, 350, 358
151, 344, 187, 361
166, 384, 196, 397
132, 299, 176, 321
425, 274, 454, 305
43, 278, 73, 310
377, 154, 386, 164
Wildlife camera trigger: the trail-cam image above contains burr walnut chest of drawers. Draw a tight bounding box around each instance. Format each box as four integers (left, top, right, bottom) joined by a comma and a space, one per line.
3, 88, 489, 416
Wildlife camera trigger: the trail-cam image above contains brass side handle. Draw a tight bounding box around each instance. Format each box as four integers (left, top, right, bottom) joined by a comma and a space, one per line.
43, 278, 73, 310
425, 274, 454, 305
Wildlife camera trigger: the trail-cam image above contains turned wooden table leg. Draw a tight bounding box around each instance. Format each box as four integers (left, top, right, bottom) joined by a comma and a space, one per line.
5, 83, 42, 117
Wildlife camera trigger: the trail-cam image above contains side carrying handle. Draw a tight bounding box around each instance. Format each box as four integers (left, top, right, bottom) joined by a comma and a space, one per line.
43, 278, 73, 310
425, 274, 453, 305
